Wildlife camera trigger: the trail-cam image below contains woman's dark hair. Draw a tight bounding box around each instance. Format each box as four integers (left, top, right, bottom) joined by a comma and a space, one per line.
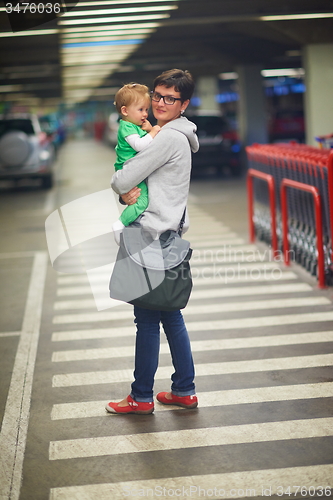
153, 69, 195, 102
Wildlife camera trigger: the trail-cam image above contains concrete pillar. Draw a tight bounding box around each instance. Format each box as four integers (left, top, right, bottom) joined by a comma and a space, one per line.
236, 64, 268, 146
196, 76, 220, 111
302, 44, 333, 146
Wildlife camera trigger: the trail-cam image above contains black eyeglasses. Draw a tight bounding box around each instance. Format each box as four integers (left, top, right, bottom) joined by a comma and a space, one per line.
151, 91, 182, 105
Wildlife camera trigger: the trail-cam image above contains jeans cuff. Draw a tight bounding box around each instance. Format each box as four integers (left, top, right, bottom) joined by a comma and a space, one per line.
171, 389, 196, 397
130, 392, 154, 403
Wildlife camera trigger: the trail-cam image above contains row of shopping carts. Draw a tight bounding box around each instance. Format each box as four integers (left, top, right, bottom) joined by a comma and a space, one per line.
246, 142, 333, 286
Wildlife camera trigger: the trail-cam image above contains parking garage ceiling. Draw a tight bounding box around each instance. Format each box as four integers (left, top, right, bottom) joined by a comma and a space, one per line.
0, 0, 333, 107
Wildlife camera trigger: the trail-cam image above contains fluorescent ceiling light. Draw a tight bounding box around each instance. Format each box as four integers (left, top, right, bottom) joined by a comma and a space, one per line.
61, 35, 146, 44
58, 0, 180, 103
58, 13, 170, 25
63, 75, 115, 84
61, 43, 138, 51
63, 62, 119, 68
63, 81, 106, 88
63, 76, 105, 82
65, 0, 177, 5
62, 55, 130, 62
219, 72, 239, 80
61, 23, 159, 33
260, 12, 333, 21
0, 29, 58, 37
63, 64, 119, 73
62, 5, 177, 17
64, 89, 93, 97
61, 48, 137, 57
62, 55, 130, 64
261, 68, 305, 77
92, 88, 117, 96
0, 85, 23, 93
62, 39, 143, 48
63, 75, 109, 81
61, 32, 152, 40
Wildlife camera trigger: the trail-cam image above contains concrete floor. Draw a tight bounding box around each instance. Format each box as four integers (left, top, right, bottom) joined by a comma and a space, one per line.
0, 139, 332, 500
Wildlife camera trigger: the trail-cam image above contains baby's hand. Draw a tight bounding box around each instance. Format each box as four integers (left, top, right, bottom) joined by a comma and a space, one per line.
141, 119, 152, 132
149, 125, 161, 138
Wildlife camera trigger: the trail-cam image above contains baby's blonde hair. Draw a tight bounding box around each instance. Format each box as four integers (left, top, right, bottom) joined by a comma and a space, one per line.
114, 83, 150, 114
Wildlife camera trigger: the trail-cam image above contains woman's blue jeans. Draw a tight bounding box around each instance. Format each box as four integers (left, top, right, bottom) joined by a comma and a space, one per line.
130, 306, 196, 402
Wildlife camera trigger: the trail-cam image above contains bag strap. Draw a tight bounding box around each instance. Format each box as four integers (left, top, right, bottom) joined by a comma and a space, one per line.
178, 208, 186, 236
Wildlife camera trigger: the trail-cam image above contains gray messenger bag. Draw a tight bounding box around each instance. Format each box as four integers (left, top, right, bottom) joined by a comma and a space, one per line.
109, 219, 192, 311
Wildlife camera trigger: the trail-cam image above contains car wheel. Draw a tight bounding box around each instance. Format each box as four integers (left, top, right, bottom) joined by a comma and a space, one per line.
0, 131, 32, 166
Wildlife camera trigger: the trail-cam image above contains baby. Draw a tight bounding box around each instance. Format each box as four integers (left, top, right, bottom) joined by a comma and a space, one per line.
112, 83, 160, 243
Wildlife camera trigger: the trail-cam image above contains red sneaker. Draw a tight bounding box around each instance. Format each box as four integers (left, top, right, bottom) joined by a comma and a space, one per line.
156, 392, 198, 409
105, 395, 154, 414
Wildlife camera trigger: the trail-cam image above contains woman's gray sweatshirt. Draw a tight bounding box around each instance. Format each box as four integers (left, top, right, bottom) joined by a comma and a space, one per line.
111, 116, 199, 235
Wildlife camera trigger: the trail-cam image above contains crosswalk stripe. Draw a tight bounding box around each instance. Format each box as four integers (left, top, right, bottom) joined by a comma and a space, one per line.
191, 238, 245, 246
56, 285, 107, 296
52, 353, 333, 387
0, 331, 21, 338
188, 226, 234, 233
51, 330, 333, 362
188, 311, 333, 331
53, 282, 312, 309
49, 464, 333, 500
52, 302, 332, 325
184, 296, 329, 314
193, 243, 262, 252
192, 270, 297, 284
50, 382, 333, 420
52, 312, 333, 341
56, 270, 298, 289
51, 323, 333, 343
191, 282, 312, 298
190, 232, 239, 239
191, 254, 270, 264
49, 417, 333, 460
51, 310, 333, 341
192, 260, 281, 268
51, 326, 135, 342
53, 295, 328, 313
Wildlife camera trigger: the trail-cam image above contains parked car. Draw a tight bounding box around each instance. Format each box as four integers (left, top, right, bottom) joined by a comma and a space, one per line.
39, 113, 66, 153
268, 110, 305, 143
0, 114, 55, 189
186, 110, 242, 177
104, 112, 119, 148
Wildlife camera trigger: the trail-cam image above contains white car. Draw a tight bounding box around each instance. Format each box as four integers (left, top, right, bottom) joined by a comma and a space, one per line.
0, 114, 55, 189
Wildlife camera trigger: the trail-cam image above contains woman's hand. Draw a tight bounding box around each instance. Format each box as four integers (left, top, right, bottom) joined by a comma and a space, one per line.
121, 187, 141, 205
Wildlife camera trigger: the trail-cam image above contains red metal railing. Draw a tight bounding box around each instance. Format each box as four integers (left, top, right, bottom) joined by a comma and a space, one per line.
328, 152, 333, 263
280, 178, 325, 288
247, 168, 278, 257
246, 145, 333, 287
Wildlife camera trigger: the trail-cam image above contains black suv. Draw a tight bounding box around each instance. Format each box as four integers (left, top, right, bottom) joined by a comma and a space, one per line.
0, 114, 55, 189
186, 111, 242, 177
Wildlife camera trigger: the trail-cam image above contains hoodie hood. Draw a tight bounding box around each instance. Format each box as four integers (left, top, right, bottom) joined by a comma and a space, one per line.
163, 116, 199, 153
